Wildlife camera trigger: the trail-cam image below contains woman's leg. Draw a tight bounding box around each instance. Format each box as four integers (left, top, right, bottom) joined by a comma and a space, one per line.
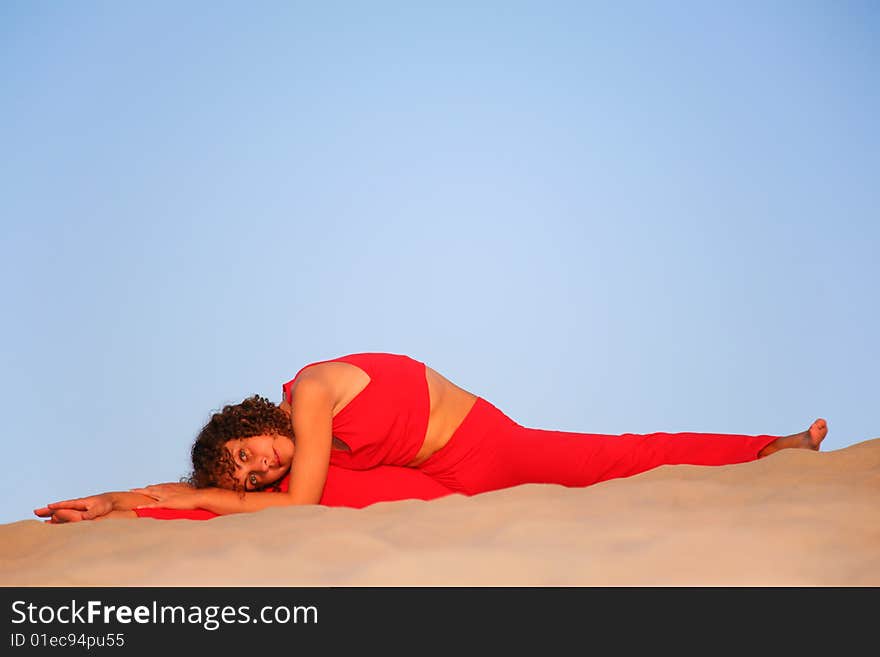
419, 398, 826, 495
318, 464, 455, 508
499, 425, 777, 490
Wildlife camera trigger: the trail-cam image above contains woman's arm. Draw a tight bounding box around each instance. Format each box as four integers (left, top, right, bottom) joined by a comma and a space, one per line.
33, 490, 158, 522
285, 374, 334, 504
142, 487, 310, 515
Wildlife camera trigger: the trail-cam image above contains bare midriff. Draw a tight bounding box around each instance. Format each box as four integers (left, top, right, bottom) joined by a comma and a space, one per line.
286, 361, 478, 466
410, 365, 478, 466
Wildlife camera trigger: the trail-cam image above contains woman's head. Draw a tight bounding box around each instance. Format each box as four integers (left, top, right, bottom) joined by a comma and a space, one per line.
188, 395, 294, 491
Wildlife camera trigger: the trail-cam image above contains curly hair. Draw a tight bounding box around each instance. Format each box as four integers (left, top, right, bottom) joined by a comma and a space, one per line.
187, 395, 294, 491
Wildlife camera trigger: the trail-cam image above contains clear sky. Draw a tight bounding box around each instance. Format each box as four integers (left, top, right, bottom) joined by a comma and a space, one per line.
2, 1, 877, 525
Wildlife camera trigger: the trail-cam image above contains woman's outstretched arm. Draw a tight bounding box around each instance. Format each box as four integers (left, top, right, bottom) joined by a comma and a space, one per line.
33, 489, 160, 522
132, 485, 306, 514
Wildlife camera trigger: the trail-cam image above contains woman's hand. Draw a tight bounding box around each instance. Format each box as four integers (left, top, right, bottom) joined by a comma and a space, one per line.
130, 482, 203, 510
130, 482, 194, 495
33, 494, 114, 523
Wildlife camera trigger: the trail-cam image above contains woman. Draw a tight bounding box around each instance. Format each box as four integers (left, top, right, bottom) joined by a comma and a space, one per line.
39, 351, 828, 522
115, 351, 827, 515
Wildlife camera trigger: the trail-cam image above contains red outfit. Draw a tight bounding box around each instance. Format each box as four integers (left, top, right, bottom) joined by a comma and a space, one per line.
284, 353, 779, 496
283, 352, 430, 469
136, 352, 778, 521
420, 398, 777, 494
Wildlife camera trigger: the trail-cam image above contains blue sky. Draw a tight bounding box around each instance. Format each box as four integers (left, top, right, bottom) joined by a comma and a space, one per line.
2, 1, 877, 525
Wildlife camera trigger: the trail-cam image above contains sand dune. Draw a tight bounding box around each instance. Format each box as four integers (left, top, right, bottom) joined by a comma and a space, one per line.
3, 438, 878, 586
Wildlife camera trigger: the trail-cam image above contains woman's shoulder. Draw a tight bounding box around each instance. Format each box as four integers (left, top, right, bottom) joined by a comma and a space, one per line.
282, 353, 389, 403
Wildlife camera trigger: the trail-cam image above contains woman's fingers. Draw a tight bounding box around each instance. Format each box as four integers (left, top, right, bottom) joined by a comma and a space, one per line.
49, 509, 86, 523
46, 499, 91, 510
131, 483, 183, 491
134, 493, 197, 510
36, 491, 119, 524
129, 488, 161, 501
34, 499, 89, 515
130, 487, 165, 502
131, 484, 199, 503
37, 496, 114, 521
130, 485, 162, 494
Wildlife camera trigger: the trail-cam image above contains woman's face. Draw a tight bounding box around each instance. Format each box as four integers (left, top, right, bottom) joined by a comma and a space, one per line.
224, 433, 293, 491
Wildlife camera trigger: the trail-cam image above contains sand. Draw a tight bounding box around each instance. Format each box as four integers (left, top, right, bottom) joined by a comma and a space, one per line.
2, 438, 878, 586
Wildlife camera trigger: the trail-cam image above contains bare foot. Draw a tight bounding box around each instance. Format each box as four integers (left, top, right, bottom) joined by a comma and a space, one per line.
758, 418, 828, 458
807, 418, 828, 449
